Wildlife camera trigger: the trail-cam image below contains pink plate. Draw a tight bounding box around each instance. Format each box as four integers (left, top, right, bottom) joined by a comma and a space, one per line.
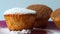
0, 21, 60, 34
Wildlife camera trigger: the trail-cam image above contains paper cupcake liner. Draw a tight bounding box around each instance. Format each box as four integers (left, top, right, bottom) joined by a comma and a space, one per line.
4, 14, 36, 31
34, 19, 48, 28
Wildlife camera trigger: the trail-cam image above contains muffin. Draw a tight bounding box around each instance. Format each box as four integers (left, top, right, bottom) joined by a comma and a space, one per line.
3, 8, 36, 31
51, 8, 60, 29
27, 4, 52, 28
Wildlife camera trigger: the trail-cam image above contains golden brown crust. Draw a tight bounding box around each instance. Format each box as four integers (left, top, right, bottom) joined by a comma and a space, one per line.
27, 4, 52, 19
27, 4, 52, 28
51, 8, 60, 21
4, 14, 36, 31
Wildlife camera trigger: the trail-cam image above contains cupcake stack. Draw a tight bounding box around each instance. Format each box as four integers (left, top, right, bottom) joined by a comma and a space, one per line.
4, 4, 60, 34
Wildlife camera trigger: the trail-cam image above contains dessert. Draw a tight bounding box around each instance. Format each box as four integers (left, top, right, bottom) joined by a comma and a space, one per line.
27, 4, 52, 28
51, 8, 60, 29
3, 8, 36, 31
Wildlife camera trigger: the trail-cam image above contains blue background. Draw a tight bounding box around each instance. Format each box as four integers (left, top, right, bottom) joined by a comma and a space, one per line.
0, 0, 60, 21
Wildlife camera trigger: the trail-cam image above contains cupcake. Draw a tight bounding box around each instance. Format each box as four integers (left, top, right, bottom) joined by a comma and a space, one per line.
51, 8, 60, 29
3, 8, 36, 31
27, 4, 52, 28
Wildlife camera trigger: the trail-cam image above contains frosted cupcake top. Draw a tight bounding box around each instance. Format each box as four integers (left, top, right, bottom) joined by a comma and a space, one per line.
4, 8, 36, 15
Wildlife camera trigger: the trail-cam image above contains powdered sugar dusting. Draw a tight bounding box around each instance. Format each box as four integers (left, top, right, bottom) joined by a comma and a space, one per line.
4, 8, 36, 15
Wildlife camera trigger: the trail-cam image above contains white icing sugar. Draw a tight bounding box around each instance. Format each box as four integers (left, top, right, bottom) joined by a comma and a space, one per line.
11, 29, 31, 34
4, 8, 36, 15
21, 29, 31, 33
0, 28, 31, 34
